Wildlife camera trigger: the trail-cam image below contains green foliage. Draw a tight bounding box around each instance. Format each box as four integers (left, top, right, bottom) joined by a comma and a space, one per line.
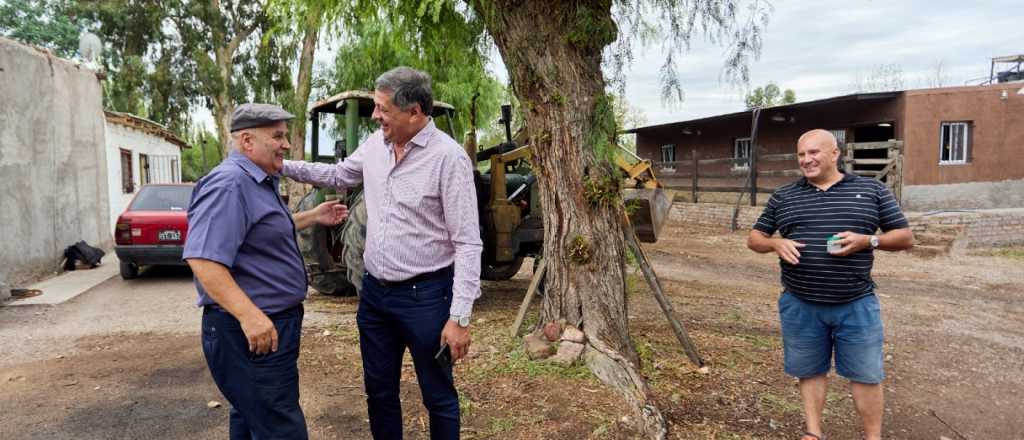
583, 173, 621, 208
567, 235, 593, 264
0, 0, 80, 57
744, 82, 795, 109
180, 128, 224, 182
323, 0, 504, 143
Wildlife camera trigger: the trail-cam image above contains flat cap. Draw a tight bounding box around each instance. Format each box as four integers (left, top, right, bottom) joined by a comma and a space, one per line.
230, 103, 295, 132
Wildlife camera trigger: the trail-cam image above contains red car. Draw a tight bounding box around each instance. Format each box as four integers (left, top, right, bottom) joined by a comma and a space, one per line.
113, 183, 194, 279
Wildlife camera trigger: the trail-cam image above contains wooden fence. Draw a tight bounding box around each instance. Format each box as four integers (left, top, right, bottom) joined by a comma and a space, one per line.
653, 140, 905, 205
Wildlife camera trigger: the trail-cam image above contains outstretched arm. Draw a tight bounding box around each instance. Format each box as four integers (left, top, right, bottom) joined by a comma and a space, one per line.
293, 199, 349, 230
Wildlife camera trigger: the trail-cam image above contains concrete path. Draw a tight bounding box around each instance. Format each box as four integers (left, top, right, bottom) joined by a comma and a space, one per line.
7, 254, 121, 306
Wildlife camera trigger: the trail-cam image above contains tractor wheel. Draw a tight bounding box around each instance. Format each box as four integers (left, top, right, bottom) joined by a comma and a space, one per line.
340, 191, 367, 294
296, 190, 357, 297
481, 256, 524, 281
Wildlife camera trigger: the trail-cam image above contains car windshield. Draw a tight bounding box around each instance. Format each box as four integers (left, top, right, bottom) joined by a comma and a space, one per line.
129, 186, 193, 211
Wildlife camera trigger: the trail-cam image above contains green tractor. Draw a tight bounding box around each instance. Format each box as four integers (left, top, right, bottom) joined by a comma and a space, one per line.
296, 92, 669, 297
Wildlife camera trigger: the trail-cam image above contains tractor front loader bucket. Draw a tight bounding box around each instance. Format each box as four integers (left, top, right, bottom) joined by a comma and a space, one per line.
623, 188, 674, 243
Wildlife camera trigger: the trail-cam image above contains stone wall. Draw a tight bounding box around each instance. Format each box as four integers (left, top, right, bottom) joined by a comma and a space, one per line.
0, 37, 110, 293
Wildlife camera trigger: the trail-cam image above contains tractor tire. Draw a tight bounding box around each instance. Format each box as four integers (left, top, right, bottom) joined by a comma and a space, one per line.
119, 261, 139, 280
340, 190, 367, 294
296, 190, 357, 297
481, 256, 524, 281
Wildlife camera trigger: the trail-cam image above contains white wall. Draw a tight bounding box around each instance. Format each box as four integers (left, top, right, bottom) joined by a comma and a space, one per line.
105, 122, 183, 231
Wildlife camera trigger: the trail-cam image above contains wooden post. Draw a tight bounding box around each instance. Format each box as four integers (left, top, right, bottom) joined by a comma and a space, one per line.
749, 144, 759, 206
691, 149, 699, 203
844, 143, 855, 174
623, 219, 704, 367
510, 258, 547, 337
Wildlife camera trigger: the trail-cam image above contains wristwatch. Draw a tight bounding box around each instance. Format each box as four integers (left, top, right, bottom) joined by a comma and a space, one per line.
869, 235, 880, 249
449, 314, 471, 327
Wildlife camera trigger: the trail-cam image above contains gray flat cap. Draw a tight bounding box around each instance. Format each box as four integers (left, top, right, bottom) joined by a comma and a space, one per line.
230, 103, 295, 132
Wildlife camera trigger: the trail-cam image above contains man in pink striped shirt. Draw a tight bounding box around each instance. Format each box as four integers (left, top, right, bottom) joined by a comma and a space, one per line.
283, 66, 481, 439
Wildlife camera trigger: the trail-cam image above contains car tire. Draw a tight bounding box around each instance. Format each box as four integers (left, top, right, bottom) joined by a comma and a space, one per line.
120, 261, 139, 280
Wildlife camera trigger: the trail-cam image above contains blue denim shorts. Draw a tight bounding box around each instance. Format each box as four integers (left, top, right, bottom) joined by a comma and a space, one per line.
778, 291, 885, 384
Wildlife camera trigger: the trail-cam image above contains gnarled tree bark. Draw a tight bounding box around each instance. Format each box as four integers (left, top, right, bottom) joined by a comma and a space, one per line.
469, 1, 667, 438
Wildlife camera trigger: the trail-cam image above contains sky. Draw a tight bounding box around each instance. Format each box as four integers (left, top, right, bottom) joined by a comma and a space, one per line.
611, 0, 1023, 128
198, 0, 1024, 146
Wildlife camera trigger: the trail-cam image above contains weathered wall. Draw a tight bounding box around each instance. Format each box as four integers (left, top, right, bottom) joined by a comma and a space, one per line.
902, 84, 1024, 186
903, 179, 1024, 211
105, 121, 183, 232
0, 37, 110, 292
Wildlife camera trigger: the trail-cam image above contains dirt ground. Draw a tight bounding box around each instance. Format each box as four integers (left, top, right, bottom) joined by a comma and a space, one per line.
1, 222, 1021, 439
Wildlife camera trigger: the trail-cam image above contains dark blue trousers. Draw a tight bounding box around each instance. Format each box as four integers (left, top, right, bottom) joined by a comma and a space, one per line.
359, 268, 460, 440
202, 305, 308, 440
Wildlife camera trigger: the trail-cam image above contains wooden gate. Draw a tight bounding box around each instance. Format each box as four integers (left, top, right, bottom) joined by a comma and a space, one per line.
842, 140, 904, 204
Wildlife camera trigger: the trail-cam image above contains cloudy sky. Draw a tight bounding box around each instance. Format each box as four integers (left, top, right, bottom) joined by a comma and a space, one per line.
609, 0, 1023, 128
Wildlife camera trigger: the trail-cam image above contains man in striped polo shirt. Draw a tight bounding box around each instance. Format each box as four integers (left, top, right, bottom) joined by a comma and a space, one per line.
748, 129, 913, 440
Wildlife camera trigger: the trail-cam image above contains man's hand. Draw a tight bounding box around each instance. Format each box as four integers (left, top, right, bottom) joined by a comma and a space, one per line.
314, 199, 349, 226
440, 320, 471, 364
239, 310, 279, 355
831, 231, 870, 257
771, 238, 806, 265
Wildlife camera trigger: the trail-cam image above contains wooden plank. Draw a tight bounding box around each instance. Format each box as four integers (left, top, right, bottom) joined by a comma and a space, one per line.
851, 158, 895, 165
697, 171, 747, 179
757, 169, 803, 177
750, 143, 759, 206
695, 185, 778, 193
691, 149, 699, 203
759, 153, 797, 161
849, 141, 897, 150
698, 157, 748, 166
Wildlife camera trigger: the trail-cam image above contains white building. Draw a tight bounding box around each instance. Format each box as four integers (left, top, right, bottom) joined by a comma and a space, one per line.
104, 111, 188, 232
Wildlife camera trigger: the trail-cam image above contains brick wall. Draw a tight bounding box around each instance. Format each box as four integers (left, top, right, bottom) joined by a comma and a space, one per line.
669, 202, 1024, 248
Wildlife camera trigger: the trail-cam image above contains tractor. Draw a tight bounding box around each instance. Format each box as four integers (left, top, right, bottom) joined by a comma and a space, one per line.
295, 92, 671, 296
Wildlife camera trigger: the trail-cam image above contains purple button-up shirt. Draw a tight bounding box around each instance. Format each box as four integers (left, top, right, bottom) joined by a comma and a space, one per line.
184, 150, 308, 314
283, 119, 482, 316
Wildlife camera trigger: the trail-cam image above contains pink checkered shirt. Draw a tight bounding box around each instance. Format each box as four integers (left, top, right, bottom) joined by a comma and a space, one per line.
283, 119, 482, 316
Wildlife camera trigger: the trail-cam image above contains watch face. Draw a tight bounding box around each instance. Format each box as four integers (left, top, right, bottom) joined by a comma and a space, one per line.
459, 316, 471, 327
870, 236, 880, 248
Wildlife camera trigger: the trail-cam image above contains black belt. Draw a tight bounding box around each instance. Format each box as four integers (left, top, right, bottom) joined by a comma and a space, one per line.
368, 265, 453, 288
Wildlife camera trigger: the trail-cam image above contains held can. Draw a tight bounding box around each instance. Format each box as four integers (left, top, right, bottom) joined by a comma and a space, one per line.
827, 234, 842, 254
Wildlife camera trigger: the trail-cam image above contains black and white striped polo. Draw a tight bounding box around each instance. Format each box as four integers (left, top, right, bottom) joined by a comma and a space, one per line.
753, 172, 909, 303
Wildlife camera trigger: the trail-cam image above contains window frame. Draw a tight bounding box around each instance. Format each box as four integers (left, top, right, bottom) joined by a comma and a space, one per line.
733, 137, 752, 169
939, 121, 971, 165
660, 144, 676, 164
119, 149, 134, 194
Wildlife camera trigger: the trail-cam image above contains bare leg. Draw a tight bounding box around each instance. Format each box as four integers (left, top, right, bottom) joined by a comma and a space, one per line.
851, 381, 884, 440
799, 375, 828, 439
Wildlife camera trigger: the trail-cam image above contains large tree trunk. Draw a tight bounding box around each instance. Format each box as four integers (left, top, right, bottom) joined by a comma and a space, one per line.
470, 1, 666, 438
286, 3, 322, 209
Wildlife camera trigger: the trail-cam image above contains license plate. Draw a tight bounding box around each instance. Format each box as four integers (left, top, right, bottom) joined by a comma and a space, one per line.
158, 230, 181, 241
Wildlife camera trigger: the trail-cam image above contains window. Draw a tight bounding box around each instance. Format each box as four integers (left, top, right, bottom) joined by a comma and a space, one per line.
171, 158, 180, 183
661, 144, 676, 163
829, 129, 847, 148
734, 137, 752, 168
940, 122, 970, 164
139, 153, 151, 185
120, 149, 134, 193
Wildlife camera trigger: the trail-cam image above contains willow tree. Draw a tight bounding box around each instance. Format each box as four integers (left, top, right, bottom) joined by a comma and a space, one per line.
466, 1, 770, 437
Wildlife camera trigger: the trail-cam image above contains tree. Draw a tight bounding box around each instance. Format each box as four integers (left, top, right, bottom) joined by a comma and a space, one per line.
0, 0, 80, 57
466, 1, 768, 437
745, 82, 795, 109
850, 63, 905, 93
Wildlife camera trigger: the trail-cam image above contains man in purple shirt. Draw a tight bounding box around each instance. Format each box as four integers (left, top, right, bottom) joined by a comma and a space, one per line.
184, 103, 348, 440
283, 67, 482, 439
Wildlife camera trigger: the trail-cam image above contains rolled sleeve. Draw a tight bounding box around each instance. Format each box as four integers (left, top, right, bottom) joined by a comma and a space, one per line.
283, 145, 365, 189
440, 152, 483, 317
182, 182, 248, 268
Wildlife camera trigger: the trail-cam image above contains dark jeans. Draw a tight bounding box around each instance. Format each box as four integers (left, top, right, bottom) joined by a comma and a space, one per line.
359, 268, 459, 440
202, 305, 308, 440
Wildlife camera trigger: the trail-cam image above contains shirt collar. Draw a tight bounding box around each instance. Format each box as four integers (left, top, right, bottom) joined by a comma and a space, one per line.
798, 170, 854, 188
228, 150, 270, 183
